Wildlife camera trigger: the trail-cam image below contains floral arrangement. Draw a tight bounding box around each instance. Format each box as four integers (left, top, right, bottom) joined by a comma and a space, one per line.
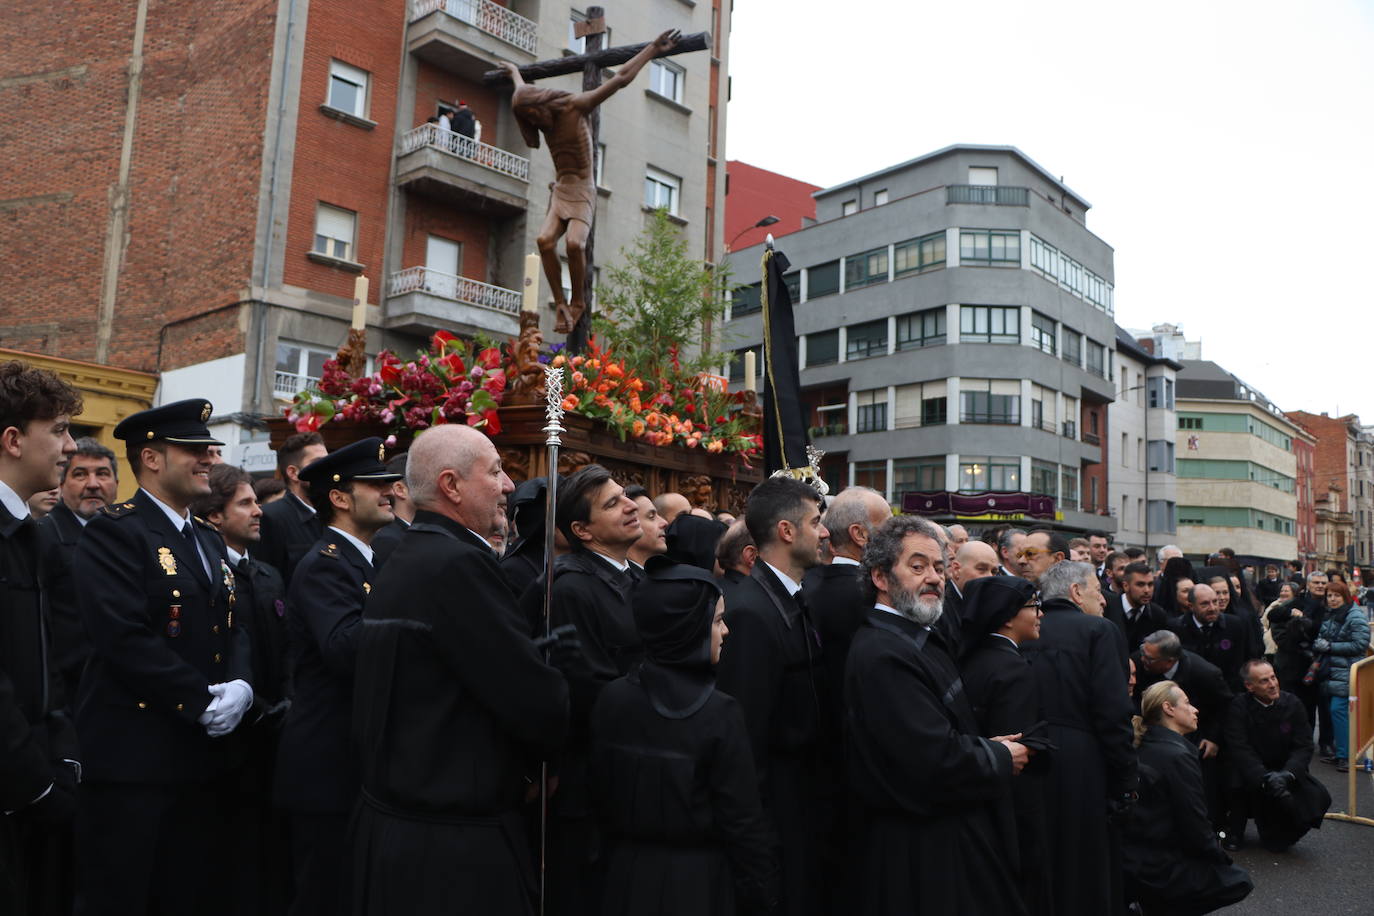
552, 337, 761, 456
287, 331, 506, 438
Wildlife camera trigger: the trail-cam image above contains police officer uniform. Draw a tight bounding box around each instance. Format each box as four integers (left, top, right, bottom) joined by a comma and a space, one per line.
72, 399, 253, 916
271, 438, 399, 916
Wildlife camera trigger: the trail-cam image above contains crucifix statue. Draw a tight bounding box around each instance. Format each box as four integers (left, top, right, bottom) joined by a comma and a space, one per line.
488, 12, 711, 350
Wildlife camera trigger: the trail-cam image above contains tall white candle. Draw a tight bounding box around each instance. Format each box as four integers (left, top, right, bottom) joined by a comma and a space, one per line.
522, 253, 541, 312
351, 275, 369, 330
744, 349, 757, 393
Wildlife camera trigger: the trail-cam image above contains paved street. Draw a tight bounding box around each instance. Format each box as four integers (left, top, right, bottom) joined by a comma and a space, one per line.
1227, 758, 1374, 913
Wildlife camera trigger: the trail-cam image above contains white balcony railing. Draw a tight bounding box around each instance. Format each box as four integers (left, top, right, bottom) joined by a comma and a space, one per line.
388, 267, 523, 316
399, 123, 530, 183
409, 0, 538, 54
273, 371, 319, 399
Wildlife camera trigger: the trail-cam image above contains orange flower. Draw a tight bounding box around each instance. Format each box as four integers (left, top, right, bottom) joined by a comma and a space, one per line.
572, 371, 585, 386
562, 395, 580, 410
631, 419, 646, 437
593, 394, 611, 408
706, 439, 724, 454
604, 363, 624, 379
629, 395, 642, 413
571, 355, 585, 368
552, 354, 567, 368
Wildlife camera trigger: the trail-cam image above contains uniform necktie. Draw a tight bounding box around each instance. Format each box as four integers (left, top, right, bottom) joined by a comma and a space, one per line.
236, 556, 251, 577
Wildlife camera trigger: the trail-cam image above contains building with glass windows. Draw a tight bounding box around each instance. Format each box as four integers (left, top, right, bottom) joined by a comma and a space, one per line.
722, 145, 1118, 535
1174, 360, 1306, 565
1108, 328, 1181, 552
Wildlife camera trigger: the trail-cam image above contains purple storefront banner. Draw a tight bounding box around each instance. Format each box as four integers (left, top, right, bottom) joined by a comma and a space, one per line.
900, 491, 1057, 519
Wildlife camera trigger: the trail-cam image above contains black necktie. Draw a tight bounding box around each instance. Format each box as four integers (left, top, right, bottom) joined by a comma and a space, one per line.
236, 556, 251, 578
182, 523, 208, 584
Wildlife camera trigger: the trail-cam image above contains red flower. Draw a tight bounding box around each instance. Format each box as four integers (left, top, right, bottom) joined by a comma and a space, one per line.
431, 330, 457, 351
478, 347, 501, 370
379, 363, 402, 386
294, 414, 321, 433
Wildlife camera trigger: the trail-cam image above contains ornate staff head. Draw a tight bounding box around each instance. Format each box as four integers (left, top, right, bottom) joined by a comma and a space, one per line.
543, 363, 566, 447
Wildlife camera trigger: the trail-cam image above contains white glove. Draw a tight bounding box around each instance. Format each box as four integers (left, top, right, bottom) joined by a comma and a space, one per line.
204, 680, 254, 737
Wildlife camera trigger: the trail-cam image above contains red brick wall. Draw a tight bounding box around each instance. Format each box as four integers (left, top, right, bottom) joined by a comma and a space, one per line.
412, 62, 501, 136
1082, 401, 1108, 517
282, 0, 406, 306
725, 160, 820, 251
0, 1, 276, 371
1288, 411, 1354, 512
400, 194, 492, 281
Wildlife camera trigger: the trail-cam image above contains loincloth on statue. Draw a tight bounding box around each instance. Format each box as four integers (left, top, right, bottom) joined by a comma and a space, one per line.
546, 179, 596, 227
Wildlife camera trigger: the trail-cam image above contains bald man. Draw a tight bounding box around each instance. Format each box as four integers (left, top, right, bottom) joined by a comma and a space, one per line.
944, 523, 969, 564
652, 491, 691, 527
942, 540, 1001, 654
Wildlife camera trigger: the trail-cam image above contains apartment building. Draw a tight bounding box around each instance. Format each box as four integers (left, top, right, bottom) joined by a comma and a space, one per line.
2, 0, 729, 468
1107, 328, 1180, 551
1286, 411, 1362, 572
1174, 360, 1305, 564
722, 145, 1118, 535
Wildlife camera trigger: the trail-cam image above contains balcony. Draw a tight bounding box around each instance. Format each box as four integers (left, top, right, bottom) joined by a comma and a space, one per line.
273, 371, 319, 400
385, 267, 522, 337
396, 124, 529, 214
408, 0, 537, 80
946, 185, 1030, 206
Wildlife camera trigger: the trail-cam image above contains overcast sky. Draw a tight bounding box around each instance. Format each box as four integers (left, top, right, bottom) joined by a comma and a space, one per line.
725, 0, 1374, 421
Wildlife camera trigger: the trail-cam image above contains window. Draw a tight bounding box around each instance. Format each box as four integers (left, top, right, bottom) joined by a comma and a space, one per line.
313, 204, 356, 261
1175, 459, 1295, 492
874, 189, 889, 206
845, 246, 889, 289
731, 282, 760, 316
1147, 439, 1175, 473
783, 272, 801, 303
1147, 500, 1177, 534
649, 59, 684, 103
854, 460, 886, 493
846, 319, 888, 359
1178, 415, 1203, 430
1060, 467, 1080, 510
842, 200, 858, 217
595, 142, 606, 187
1030, 383, 1057, 432
960, 305, 1020, 343
894, 458, 945, 498
327, 60, 369, 118
807, 260, 840, 298
856, 389, 887, 433
1086, 339, 1106, 378
896, 307, 945, 349
1062, 328, 1082, 367
960, 379, 1021, 424
968, 166, 998, 186
894, 381, 947, 428
959, 457, 1020, 493
275, 342, 334, 397
1030, 460, 1057, 496
893, 231, 946, 276
959, 229, 1020, 264
1062, 395, 1078, 438
1029, 234, 1114, 314
644, 167, 681, 215
807, 330, 839, 367
727, 350, 746, 382
1030, 311, 1056, 355
1147, 376, 1175, 409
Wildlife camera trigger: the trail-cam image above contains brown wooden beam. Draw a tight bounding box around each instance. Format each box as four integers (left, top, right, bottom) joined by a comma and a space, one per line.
481, 32, 712, 86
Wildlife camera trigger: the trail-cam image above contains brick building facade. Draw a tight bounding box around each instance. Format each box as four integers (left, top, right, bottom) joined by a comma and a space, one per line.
1287, 410, 1360, 572
3, 0, 730, 466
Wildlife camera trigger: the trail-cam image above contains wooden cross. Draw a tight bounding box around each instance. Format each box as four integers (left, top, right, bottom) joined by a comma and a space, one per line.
485, 13, 712, 352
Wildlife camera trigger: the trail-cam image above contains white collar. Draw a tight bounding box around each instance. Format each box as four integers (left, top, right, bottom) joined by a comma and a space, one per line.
763, 560, 802, 596
831, 555, 861, 567
593, 550, 629, 573
1164, 659, 1180, 679
991, 632, 1019, 649
0, 480, 30, 520
291, 491, 315, 515
142, 487, 192, 530
1251, 694, 1275, 709
225, 546, 248, 566
949, 579, 964, 599
328, 525, 374, 565
1122, 593, 1135, 613
874, 602, 929, 631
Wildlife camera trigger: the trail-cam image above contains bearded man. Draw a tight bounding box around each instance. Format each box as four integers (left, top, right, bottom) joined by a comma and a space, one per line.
843, 515, 1029, 915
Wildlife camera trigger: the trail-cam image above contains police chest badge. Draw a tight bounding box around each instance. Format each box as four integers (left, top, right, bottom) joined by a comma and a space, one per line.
158, 547, 177, 576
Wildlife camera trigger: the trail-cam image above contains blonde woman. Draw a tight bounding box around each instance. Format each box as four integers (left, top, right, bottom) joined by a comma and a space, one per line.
1121, 682, 1253, 915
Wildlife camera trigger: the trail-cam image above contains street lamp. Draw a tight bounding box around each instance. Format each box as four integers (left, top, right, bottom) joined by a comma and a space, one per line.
727, 215, 780, 252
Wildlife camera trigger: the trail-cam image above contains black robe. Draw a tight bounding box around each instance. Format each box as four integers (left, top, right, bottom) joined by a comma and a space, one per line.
716, 563, 833, 916
351, 513, 568, 914
800, 561, 866, 771
1223, 690, 1330, 849
960, 634, 1053, 916
940, 580, 966, 656
257, 492, 321, 585
1267, 601, 1318, 692
34, 500, 90, 707
1173, 613, 1249, 692
1135, 650, 1233, 748
591, 665, 776, 915
844, 610, 1024, 916
1019, 598, 1136, 916
1122, 726, 1253, 914
368, 516, 410, 569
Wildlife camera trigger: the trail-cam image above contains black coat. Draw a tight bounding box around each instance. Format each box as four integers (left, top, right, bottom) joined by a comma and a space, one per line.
273, 531, 371, 814
801, 560, 866, 767
844, 610, 1024, 916
351, 513, 568, 914
1267, 601, 1318, 689
716, 563, 832, 916
1255, 576, 1284, 606
940, 580, 966, 656
960, 634, 1052, 916
34, 500, 91, 705
1019, 597, 1136, 916
0, 499, 79, 914
1135, 650, 1233, 747
1118, 598, 1171, 654
591, 665, 776, 915
1122, 726, 1253, 912
367, 516, 409, 569
1173, 613, 1248, 692
1223, 690, 1330, 843
74, 489, 250, 782
257, 493, 321, 585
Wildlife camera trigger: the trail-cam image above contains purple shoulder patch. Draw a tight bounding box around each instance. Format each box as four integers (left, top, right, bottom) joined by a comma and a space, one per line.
274, 599, 286, 618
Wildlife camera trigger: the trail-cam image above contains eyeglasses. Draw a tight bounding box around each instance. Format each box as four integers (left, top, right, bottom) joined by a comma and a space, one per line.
1016, 548, 1050, 560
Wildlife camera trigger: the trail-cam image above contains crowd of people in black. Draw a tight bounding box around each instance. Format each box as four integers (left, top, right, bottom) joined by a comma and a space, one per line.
0, 357, 1358, 915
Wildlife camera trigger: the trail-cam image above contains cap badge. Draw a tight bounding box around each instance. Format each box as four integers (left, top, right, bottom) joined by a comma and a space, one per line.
158, 547, 178, 576
201, 402, 212, 422
378, 443, 385, 461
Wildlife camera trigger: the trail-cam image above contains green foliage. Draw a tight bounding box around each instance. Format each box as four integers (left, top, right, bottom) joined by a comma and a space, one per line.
592, 207, 734, 380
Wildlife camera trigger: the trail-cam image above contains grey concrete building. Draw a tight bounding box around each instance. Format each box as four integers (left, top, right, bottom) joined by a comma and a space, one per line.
723, 145, 1117, 535
1108, 328, 1180, 552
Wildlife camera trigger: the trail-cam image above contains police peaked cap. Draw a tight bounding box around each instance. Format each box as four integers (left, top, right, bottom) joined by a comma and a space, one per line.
298, 437, 402, 489
113, 399, 224, 446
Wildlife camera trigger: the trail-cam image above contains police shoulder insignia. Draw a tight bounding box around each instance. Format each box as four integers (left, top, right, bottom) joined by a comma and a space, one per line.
320, 543, 340, 559
103, 502, 137, 518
